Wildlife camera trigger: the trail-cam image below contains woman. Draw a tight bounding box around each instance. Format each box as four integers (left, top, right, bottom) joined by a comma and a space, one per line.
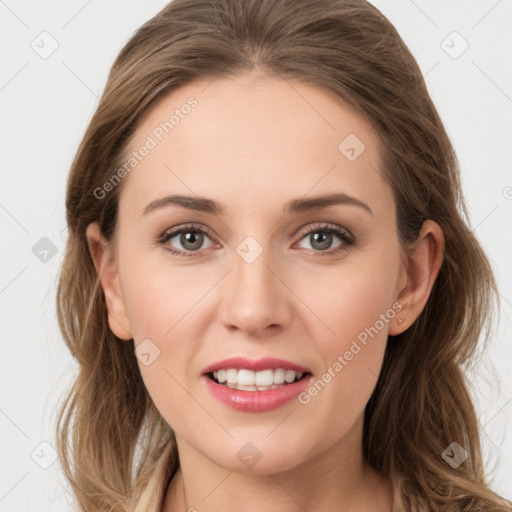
56, 0, 512, 510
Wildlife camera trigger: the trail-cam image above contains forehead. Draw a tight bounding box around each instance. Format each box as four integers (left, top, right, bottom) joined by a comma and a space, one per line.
119, 72, 392, 218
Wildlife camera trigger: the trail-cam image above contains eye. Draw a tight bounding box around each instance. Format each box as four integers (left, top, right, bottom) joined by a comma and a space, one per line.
294, 223, 355, 256
157, 223, 216, 257
158, 222, 355, 258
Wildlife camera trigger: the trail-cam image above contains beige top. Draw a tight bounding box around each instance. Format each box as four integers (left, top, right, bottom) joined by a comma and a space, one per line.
133, 443, 405, 512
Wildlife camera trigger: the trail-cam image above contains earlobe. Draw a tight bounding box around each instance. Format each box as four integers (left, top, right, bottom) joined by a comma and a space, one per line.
389, 220, 445, 336
85, 222, 133, 341
388, 300, 407, 336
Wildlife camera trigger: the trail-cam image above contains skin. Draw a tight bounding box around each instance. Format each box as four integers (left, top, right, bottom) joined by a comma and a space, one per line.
86, 69, 444, 512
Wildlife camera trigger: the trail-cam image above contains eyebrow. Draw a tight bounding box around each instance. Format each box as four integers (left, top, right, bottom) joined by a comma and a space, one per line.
142, 192, 373, 216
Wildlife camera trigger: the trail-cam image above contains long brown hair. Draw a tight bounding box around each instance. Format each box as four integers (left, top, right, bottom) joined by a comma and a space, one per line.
56, 0, 512, 510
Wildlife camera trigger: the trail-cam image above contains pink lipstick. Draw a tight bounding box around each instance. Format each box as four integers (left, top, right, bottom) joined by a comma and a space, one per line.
202, 357, 312, 412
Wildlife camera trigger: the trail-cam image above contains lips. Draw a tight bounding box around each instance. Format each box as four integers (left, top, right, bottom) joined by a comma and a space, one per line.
201, 357, 313, 412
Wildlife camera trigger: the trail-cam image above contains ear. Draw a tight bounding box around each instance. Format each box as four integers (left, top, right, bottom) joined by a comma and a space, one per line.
389, 220, 445, 335
85, 222, 133, 340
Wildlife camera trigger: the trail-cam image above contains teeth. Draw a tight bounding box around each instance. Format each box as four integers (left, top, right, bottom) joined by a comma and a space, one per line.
273, 368, 285, 384
285, 370, 296, 383
211, 368, 306, 390
238, 369, 255, 386
226, 369, 238, 384
255, 369, 273, 386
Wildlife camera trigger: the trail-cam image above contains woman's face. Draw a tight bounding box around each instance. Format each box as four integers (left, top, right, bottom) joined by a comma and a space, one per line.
97, 71, 409, 473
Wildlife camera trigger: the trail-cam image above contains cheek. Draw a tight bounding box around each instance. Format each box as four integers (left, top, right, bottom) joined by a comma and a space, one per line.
117, 248, 219, 415
124, 274, 201, 428
119, 248, 207, 341
302, 247, 399, 349
294, 249, 398, 418
323, 272, 396, 344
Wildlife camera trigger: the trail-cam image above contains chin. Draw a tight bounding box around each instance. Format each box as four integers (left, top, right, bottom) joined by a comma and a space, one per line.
195, 434, 311, 475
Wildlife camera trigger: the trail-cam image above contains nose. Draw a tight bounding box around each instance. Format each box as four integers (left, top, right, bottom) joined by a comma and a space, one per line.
217, 242, 292, 338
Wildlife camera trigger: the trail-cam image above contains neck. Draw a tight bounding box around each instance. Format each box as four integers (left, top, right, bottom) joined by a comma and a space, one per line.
162, 416, 394, 512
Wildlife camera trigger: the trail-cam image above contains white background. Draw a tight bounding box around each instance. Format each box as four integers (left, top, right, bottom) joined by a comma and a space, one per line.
1, 1, 511, 510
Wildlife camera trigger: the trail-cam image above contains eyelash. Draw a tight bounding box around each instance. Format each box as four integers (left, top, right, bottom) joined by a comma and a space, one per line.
157, 222, 355, 258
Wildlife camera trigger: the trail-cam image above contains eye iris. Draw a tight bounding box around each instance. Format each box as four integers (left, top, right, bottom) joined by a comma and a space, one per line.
311, 231, 332, 250
181, 231, 203, 251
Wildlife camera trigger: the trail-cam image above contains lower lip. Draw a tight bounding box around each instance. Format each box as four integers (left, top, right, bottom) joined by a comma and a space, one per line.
203, 374, 312, 412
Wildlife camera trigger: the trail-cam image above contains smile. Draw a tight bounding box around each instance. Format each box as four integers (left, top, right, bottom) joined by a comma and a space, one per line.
208, 368, 306, 391
201, 357, 313, 412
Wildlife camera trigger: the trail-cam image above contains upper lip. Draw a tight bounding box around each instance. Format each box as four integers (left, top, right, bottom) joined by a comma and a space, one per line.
202, 357, 311, 375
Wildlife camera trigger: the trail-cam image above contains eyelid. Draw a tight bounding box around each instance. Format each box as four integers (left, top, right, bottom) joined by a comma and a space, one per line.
159, 222, 216, 238
295, 221, 354, 242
